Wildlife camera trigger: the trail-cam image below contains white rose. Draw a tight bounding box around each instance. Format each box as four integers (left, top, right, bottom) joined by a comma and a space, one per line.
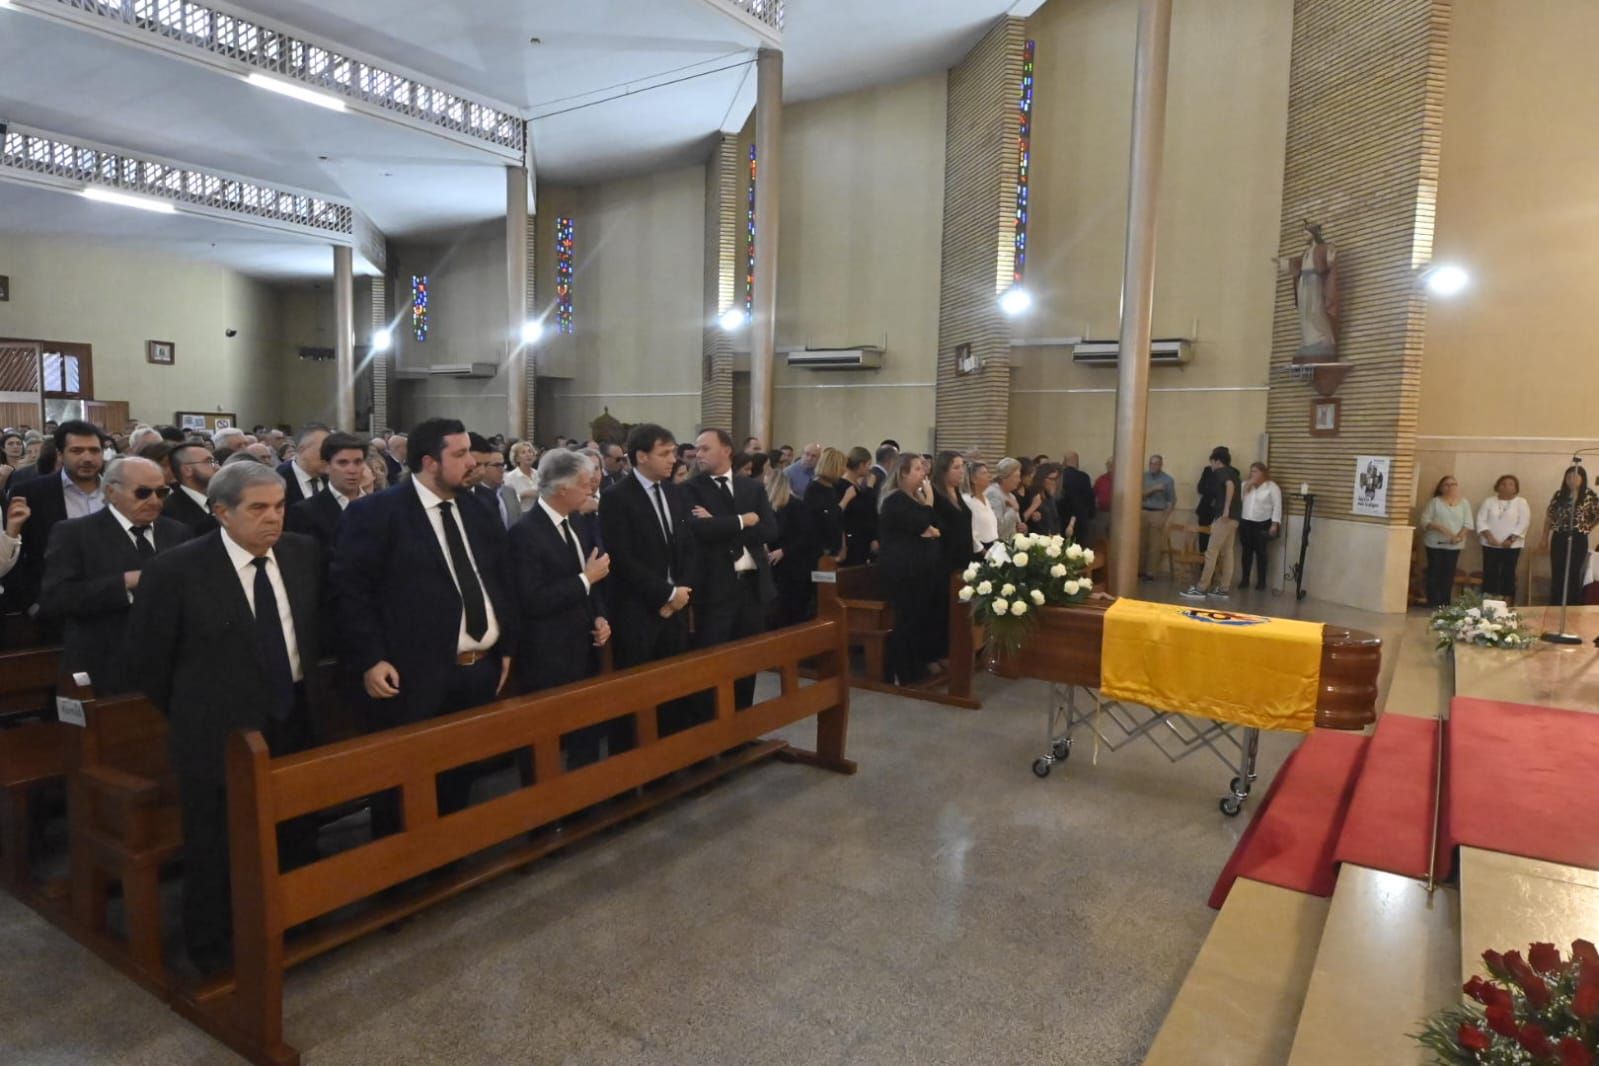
987, 545, 1010, 566
991, 598, 1009, 615
1013, 533, 1032, 550
1011, 600, 1028, 616
1000, 583, 1016, 597
1066, 543, 1084, 560
1030, 589, 1045, 605
1012, 552, 1029, 567
977, 581, 992, 595
1064, 579, 1080, 595
1082, 548, 1095, 565
958, 586, 974, 602
1050, 564, 1066, 578
1045, 545, 1062, 559
963, 566, 979, 583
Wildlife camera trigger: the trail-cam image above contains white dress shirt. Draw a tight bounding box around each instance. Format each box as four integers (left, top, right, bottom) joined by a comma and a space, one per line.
537, 497, 591, 592
1241, 481, 1283, 524
505, 467, 538, 505
220, 529, 303, 682
965, 492, 998, 549
61, 468, 106, 519
633, 467, 679, 587
290, 461, 320, 500
1477, 496, 1530, 547
413, 478, 501, 653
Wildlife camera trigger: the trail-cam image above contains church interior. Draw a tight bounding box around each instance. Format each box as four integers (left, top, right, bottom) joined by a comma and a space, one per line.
2, 0, 1598, 1063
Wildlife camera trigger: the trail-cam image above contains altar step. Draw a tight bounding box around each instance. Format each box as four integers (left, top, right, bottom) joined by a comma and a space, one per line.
1142, 878, 1329, 1066
1458, 845, 1599, 986
1284, 865, 1460, 1065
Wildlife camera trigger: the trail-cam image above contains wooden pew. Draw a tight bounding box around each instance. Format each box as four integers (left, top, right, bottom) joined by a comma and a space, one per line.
179, 614, 856, 1066
814, 558, 981, 710
0, 645, 69, 893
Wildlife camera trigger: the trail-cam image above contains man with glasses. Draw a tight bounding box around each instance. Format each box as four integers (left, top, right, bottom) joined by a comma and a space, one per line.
470, 433, 521, 530
39, 457, 191, 694
164, 442, 220, 533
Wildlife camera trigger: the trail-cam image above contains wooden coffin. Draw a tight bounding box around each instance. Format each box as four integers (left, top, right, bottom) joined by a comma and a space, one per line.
990, 601, 1380, 732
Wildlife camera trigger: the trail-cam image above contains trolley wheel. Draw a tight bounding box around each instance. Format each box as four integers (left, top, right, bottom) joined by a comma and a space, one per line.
1052, 738, 1071, 761
1219, 796, 1243, 817
1032, 758, 1052, 778
1228, 776, 1249, 795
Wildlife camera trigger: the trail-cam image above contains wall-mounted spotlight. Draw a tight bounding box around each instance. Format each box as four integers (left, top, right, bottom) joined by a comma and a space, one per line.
1420, 264, 1470, 297
372, 328, 393, 352
719, 307, 748, 331
520, 320, 544, 345
999, 285, 1033, 316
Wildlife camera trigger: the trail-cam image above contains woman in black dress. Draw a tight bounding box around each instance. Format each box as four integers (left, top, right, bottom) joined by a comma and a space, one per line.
839, 446, 879, 566
1022, 462, 1064, 537
877, 454, 944, 684
928, 451, 973, 663
803, 446, 848, 569
764, 465, 814, 626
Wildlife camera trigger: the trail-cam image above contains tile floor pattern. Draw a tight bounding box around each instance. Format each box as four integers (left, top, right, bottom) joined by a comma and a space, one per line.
0, 583, 1412, 1065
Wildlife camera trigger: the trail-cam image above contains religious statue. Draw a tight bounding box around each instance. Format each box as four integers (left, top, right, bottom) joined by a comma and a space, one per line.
1278, 221, 1340, 362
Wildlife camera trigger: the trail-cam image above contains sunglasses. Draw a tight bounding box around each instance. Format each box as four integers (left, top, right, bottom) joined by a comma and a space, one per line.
129, 486, 172, 500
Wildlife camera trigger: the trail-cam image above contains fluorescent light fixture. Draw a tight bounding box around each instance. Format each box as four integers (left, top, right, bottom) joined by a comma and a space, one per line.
719, 307, 747, 331
81, 186, 177, 214
372, 328, 393, 352
519, 320, 543, 345
1422, 264, 1469, 297
246, 73, 348, 112
999, 286, 1033, 316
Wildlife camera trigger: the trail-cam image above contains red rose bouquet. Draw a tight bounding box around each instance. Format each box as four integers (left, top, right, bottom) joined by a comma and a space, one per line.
1416, 939, 1599, 1065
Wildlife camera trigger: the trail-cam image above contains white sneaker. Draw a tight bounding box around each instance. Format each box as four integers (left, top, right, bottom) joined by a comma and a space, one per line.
1179, 586, 1207, 599
1209, 587, 1230, 599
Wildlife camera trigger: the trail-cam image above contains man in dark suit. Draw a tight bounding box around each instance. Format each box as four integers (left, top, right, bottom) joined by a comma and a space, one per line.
6, 420, 107, 614
383, 433, 408, 486
332, 418, 516, 820
40, 457, 191, 694
870, 443, 898, 487
276, 423, 330, 505
469, 433, 521, 530
1057, 450, 1097, 542
132, 460, 322, 974
599, 423, 697, 734
686, 428, 777, 709
285, 433, 367, 554
599, 443, 627, 491
162, 442, 219, 533
510, 448, 617, 767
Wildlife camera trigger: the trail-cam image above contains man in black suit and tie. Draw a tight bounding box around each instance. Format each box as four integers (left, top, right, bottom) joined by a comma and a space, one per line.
131, 460, 322, 974
599, 443, 627, 491
510, 448, 618, 767
599, 423, 697, 734
285, 433, 367, 554
6, 420, 107, 614
686, 429, 777, 709
332, 417, 516, 821
40, 457, 192, 694
162, 442, 219, 533
276, 423, 331, 505
469, 433, 521, 530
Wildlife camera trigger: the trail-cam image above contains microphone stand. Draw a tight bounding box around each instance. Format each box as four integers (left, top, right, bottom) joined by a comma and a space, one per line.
1541, 453, 1585, 645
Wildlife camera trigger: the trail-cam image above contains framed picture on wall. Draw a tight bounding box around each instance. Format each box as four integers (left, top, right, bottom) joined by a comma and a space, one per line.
173, 411, 238, 432
147, 340, 175, 366
1309, 397, 1341, 437
179, 414, 207, 431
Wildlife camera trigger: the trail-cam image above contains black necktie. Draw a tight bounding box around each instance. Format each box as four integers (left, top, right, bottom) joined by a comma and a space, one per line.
438, 501, 489, 640
560, 518, 580, 573
131, 525, 155, 560
714, 475, 734, 504
650, 481, 672, 540
250, 558, 295, 721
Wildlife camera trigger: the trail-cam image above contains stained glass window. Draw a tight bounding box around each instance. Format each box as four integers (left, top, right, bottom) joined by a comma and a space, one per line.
745, 145, 757, 314
556, 217, 574, 334
1013, 41, 1035, 284
411, 274, 428, 341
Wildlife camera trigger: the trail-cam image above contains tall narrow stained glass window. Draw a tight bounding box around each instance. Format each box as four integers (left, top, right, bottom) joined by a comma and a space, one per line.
745, 145, 756, 314
1013, 41, 1035, 284
556, 217, 574, 334
411, 275, 429, 341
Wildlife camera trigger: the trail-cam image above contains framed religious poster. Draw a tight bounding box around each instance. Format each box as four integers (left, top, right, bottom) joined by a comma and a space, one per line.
1309, 396, 1340, 437
1353, 456, 1390, 518
173, 411, 238, 432
147, 339, 176, 365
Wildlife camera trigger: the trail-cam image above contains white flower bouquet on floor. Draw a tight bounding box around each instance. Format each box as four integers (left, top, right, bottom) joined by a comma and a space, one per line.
1429, 591, 1536, 649
960, 533, 1094, 652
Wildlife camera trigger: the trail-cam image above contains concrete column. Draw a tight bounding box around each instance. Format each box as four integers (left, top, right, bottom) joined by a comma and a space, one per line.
333, 244, 355, 430
506, 165, 530, 439
1108, 0, 1173, 596
750, 48, 783, 447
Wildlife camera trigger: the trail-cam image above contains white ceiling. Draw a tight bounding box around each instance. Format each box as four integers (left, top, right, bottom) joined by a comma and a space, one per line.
0, 0, 1031, 278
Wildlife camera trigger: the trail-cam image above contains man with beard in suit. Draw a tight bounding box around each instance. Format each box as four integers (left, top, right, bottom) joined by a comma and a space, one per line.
131, 460, 322, 974
6, 420, 107, 615
40, 456, 192, 694
162, 442, 220, 533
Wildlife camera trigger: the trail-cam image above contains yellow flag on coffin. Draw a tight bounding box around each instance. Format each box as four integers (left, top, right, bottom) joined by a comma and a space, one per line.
1100, 599, 1323, 732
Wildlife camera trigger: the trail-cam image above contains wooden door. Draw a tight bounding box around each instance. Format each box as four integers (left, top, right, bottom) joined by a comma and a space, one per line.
0, 342, 42, 429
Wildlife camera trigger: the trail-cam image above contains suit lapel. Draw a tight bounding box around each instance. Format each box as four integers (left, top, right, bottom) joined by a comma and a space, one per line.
91, 507, 141, 571
206, 534, 259, 651
401, 483, 453, 580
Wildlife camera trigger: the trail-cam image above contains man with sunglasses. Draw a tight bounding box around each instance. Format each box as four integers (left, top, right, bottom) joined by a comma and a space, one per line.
163, 442, 220, 533
39, 456, 191, 694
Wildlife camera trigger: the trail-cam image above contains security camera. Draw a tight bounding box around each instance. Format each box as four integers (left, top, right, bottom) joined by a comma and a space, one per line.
224, 328, 238, 338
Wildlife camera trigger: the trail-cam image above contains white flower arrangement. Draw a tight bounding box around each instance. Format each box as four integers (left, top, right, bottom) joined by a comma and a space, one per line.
960, 531, 1095, 651
1429, 591, 1536, 650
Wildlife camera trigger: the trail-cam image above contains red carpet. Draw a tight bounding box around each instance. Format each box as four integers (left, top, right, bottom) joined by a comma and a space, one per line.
1332, 714, 1438, 879
1440, 697, 1599, 876
1208, 731, 1369, 909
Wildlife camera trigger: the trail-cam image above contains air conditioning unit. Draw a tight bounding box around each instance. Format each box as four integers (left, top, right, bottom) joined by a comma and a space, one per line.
1071, 339, 1193, 367
426, 363, 499, 378
784, 346, 884, 371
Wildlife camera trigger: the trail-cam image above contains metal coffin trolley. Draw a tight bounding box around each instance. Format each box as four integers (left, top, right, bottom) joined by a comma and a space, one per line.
991, 602, 1381, 815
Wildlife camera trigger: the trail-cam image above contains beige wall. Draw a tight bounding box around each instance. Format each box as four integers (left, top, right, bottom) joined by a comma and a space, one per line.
0, 233, 283, 428
771, 71, 948, 453
1013, 0, 1292, 507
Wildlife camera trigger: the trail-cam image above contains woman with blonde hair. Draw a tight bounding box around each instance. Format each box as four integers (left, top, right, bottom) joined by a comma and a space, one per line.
505, 440, 539, 506
766, 463, 814, 626
803, 446, 848, 567
363, 450, 389, 493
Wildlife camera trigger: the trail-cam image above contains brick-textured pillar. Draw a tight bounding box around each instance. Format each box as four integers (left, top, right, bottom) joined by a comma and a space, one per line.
935, 18, 1028, 458
701, 135, 740, 433
370, 275, 389, 432
1264, 0, 1452, 610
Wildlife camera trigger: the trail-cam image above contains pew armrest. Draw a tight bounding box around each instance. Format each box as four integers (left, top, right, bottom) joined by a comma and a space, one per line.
80, 764, 162, 805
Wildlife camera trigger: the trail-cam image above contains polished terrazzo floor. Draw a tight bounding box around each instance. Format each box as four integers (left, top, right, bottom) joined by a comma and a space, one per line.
0, 583, 1414, 1065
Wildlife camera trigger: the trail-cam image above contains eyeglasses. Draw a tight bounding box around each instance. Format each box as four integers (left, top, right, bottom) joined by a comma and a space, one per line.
130, 486, 172, 500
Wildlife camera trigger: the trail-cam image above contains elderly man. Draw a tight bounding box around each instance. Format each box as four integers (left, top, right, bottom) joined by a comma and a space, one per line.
384, 433, 408, 485
786, 443, 820, 493
40, 457, 191, 694
510, 448, 617, 767
278, 424, 331, 504
126, 425, 162, 455
7, 420, 107, 614
212, 426, 247, 460
598, 443, 627, 490
163, 442, 220, 533
1057, 450, 1097, 542
1139, 455, 1176, 581
132, 460, 322, 974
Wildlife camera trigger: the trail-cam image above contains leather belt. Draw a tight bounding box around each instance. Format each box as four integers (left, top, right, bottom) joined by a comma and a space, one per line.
455, 650, 492, 666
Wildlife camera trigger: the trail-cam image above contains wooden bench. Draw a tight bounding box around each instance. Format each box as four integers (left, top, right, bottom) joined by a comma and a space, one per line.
178, 613, 857, 1066
0, 645, 68, 893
